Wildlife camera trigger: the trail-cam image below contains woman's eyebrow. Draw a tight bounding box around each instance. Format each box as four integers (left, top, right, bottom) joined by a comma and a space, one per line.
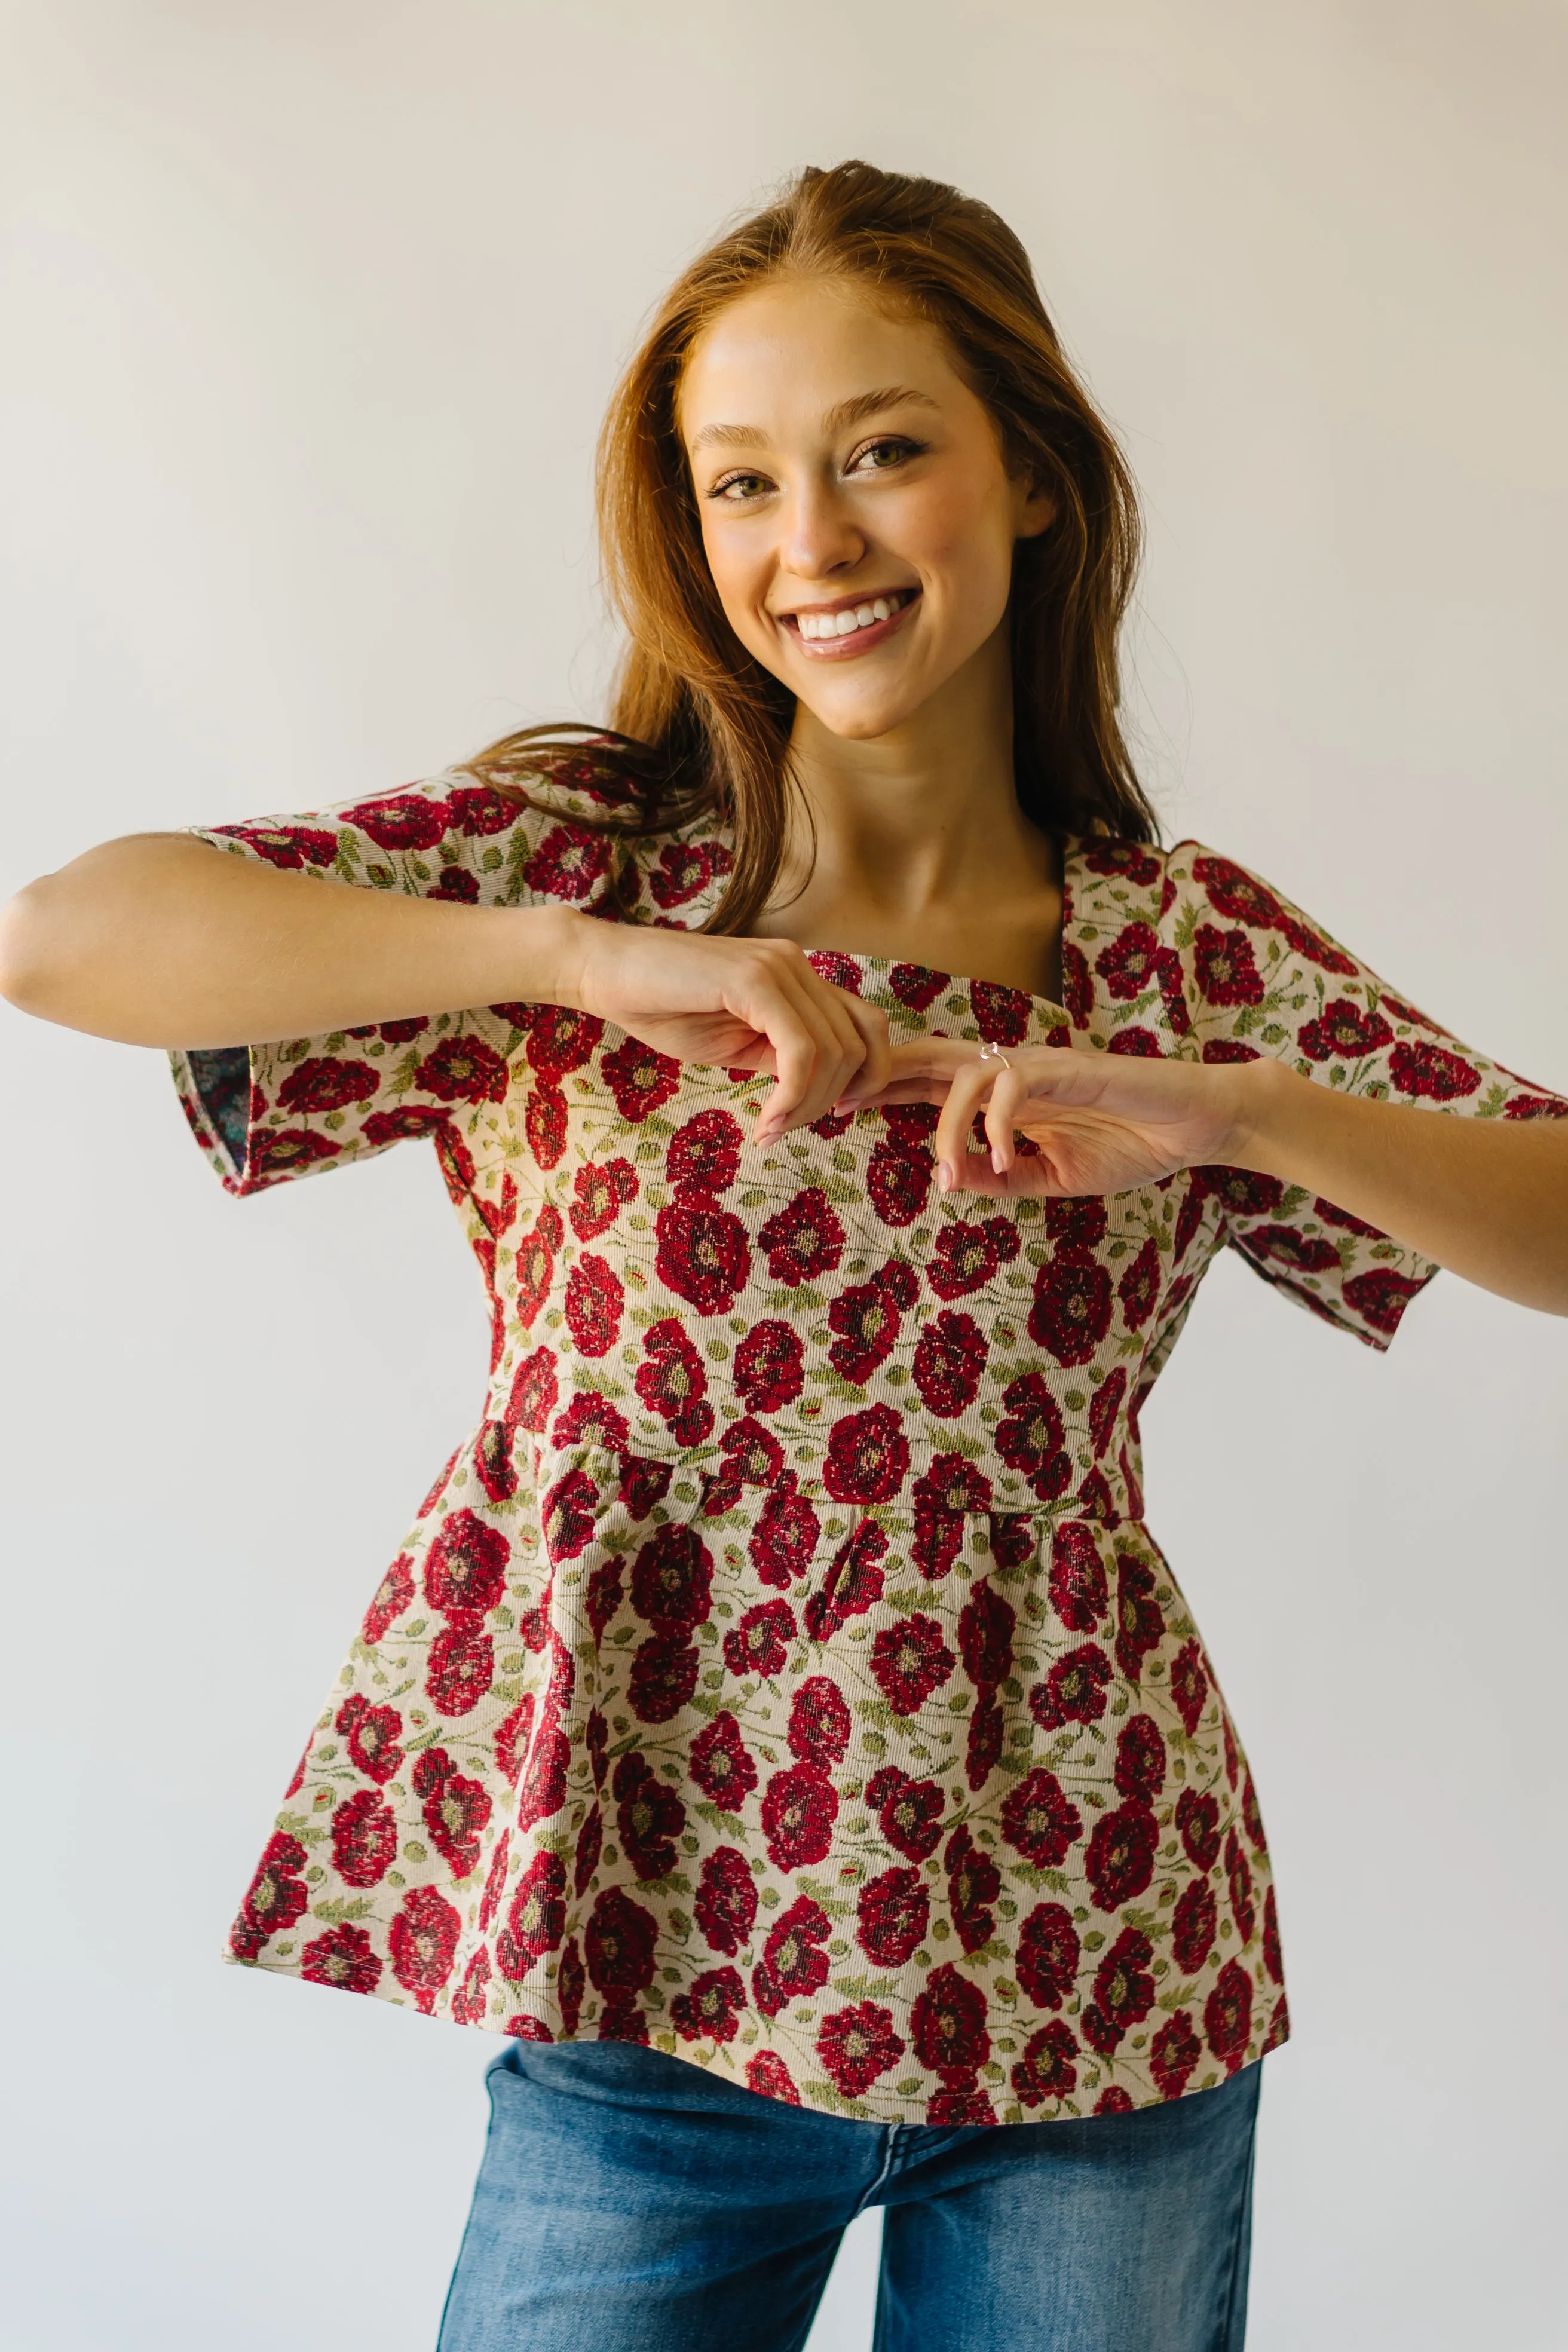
687, 386, 939, 455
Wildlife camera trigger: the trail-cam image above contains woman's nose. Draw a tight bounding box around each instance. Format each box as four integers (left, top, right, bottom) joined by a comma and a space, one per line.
777, 477, 865, 582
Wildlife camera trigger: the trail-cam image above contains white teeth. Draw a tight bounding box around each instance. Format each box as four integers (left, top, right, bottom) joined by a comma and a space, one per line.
795, 590, 908, 641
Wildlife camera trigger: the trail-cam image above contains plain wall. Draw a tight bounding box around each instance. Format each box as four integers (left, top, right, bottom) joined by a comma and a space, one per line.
2, 4, 1565, 2347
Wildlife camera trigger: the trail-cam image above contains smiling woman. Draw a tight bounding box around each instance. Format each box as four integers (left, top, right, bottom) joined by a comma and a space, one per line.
1, 158, 1565, 2352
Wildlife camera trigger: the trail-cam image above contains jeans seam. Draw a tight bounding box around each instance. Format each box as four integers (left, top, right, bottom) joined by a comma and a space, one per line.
846, 2122, 901, 2221
1212, 2085, 1260, 2351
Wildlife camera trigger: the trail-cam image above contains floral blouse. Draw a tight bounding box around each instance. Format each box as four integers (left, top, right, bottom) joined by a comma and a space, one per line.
170, 761, 1563, 2127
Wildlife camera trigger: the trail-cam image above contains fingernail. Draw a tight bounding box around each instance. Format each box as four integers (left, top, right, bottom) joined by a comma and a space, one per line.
991, 1146, 1006, 1174
936, 1160, 954, 1193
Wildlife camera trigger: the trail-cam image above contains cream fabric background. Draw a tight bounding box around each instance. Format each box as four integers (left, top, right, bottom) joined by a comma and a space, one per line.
2, 5, 1564, 2347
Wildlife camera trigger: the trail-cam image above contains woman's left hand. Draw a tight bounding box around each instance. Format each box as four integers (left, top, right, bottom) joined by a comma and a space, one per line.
843, 1038, 1255, 1197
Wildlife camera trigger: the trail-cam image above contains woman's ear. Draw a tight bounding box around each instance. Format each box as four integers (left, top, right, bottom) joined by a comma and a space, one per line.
1013, 477, 1056, 540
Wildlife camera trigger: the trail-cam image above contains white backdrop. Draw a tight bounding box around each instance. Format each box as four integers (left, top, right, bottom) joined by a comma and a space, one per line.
2, 5, 1565, 2348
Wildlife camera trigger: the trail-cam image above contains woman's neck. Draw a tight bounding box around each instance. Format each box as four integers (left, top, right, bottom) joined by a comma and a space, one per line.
755, 623, 1065, 1002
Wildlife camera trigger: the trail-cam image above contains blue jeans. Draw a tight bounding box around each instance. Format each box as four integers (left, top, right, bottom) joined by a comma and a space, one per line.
437, 2042, 1261, 2351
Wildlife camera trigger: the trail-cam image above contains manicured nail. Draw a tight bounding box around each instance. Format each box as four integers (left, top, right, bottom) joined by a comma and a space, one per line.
991, 1146, 1007, 1174
936, 1160, 954, 1193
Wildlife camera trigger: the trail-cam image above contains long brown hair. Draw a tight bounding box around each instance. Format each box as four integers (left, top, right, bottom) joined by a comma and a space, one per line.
468, 161, 1154, 932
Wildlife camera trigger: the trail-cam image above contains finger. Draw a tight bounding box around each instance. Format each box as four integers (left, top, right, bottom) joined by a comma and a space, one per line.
753, 975, 858, 1140
833, 994, 893, 1107
982, 1066, 1030, 1174
841, 1036, 966, 1108
933, 1056, 1003, 1192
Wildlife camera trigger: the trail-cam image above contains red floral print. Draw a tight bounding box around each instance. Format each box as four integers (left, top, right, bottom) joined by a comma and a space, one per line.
927, 1216, 1020, 1300
818, 2003, 906, 2097
733, 1319, 806, 1413
1028, 1253, 1113, 1367
424, 1509, 509, 1622
746, 2052, 801, 2105
667, 1108, 744, 1194
497, 1852, 568, 1973
761, 1763, 838, 1872
1001, 1769, 1083, 1867
329, 1788, 397, 1887
1048, 1521, 1109, 1631
870, 1613, 956, 1715
753, 1896, 831, 2017
856, 1867, 929, 1968
301, 1923, 383, 1996
723, 1597, 797, 1680
1204, 1960, 1255, 2072
1029, 1642, 1114, 1729
912, 1310, 988, 1416
601, 1036, 682, 1122
614, 1751, 688, 1880
627, 1635, 700, 1725
412, 1748, 492, 1877
694, 1846, 758, 1956
944, 1826, 1002, 1954
1114, 1552, 1164, 1680
996, 1372, 1071, 1502
758, 1187, 846, 1287
786, 1676, 852, 1768
425, 1624, 494, 1717
522, 822, 612, 902
655, 1194, 752, 1314
688, 1712, 758, 1810
911, 1963, 990, 2080
1013, 2019, 1079, 2108
584, 1887, 658, 1995
865, 1137, 933, 1226
630, 1523, 713, 1636
1150, 2008, 1203, 2100
1193, 924, 1264, 1007
1300, 999, 1394, 1062
564, 1254, 623, 1356
336, 1694, 404, 1784
1114, 1714, 1168, 1804
1085, 1800, 1159, 1911
389, 1886, 461, 2008
1015, 1903, 1080, 2011
670, 1966, 746, 2044
823, 1407, 909, 1505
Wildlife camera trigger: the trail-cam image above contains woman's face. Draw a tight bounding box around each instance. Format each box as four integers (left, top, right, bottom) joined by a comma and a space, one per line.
679, 275, 1052, 742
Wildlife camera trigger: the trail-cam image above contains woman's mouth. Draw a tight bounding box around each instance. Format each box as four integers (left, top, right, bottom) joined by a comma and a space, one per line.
782, 587, 919, 658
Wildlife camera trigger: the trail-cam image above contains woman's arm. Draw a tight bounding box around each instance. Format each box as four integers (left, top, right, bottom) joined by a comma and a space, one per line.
853, 1040, 1568, 1315
0, 833, 889, 1140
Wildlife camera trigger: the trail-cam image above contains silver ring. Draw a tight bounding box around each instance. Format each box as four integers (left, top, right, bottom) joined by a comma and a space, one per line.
977, 1042, 1011, 1069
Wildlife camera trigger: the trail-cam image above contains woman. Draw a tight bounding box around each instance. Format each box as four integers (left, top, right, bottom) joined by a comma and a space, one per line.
3, 162, 1563, 2352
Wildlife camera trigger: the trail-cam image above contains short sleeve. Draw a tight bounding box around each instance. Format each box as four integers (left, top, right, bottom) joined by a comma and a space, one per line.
169, 764, 647, 1196
1169, 842, 1568, 1350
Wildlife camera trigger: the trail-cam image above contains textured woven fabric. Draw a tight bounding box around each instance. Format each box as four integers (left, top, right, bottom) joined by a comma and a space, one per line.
170, 761, 1561, 2124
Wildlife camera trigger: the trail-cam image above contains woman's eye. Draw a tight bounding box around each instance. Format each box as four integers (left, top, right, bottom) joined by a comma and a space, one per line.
711, 471, 772, 501
850, 436, 924, 474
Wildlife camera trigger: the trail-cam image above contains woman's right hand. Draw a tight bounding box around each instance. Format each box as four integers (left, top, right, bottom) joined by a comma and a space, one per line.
565, 919, 890, 1144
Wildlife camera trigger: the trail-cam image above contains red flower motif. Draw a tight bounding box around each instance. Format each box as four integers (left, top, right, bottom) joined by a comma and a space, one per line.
889, 961, 948, 1009
1085, 1927, 1156, 2058
601, 1036, 681, 1122
479, 1831, 512, 1927
572, 1803, 602, 1898
426, 1624, 494, 1716
944, 1826, 1001, 1954
218, 820, 339, 869
1342, 1269, 1425, 1334
361, 1105, 450, 1150
1086, 1367, 1127, 1462
818, 2002, 906, 2098
1243, 1771, 1268, 1854
670, 1965, 748, 2044
988, 1512, 1036, 1569
1244, 1225, 1342, 1275
447, 783, 517, 837
1012, 2018, 1079, 2108
561, 1255, 623, 1358
451, 1946, 492, 2025
630, 1523, 713, 1636
1389, 1039, 1481, 1101
1190, 852, 1282, 927
1000, 1768, 1083, 1868
715, 1416, 786, 1490
427, 866, 479, 903
958, 1577, 1015, 1689
584, 1886, 659, 1994
474, 1419, 518, 1503
912, 1310, 988, 1417
869, 1613, 956, 1715
612, 1750, 688, 1880
344, 792, 452, 852
1505, 1092, 1568, 1120
493, 1695, 534, 1786
552, 1392, 630, 1456
568, 1157, 637, 1243
910, 1962, 990, 2080
1263, 1885, 1284, 1984
733, 1319, 806, 1413
524, 1084, 567, 1169
1028, 1642, 1113, 1729
856, 1866, 929, 1967
929, 1215, 1013, 1305
275, 1056, 381, 1116
1203, 1959, 1254, 2071
655, 1194, 752, 1314
516, 1716, 571, 1830
388, 1885, 461, 2007
412, 1748, 492, 1877
1116, 1238, 1162, 1331
627, 1635, 700, 1724
752, 1895, 832, 2017
1225, 1826, 1257, 1944
522, 1006, 601, 1082
749, 1487, 822, 1591
724, 1597, 797, 1680
1028, 1253, 1113, 1367
1114, 1552, 1164, 1680
323, 1787, 394, 1888
745, 2051, 801, 2105
249, 1128, 342, 1184
1085, 1799, 1159, 1911
1169, 1639, 1211, 1737
694, 1845, 758, 1956
648, 838, 733, 908
786, 1676, 852, 1768
1176, 1786, 1222, 1872
618, 1456, 672, 1521
335, 1694, 404, 1784
301, 1922, 383, 1996
688, 1711, 758, 1809
1114, 1714, 1167, 1804
633, 1318, 712, 1444
1150, 2008, 1203, 2100
361, 1554, 414, 1646
1047, 1521, 1108, 1633
828, 1271, 905, 1384
542, 1468, 599, 1561
1015, 1901, 1080, 2010
415, 1034, 510, 1106
557, 1938, 585, 2033
1193, 923, 1264, 1007
1201, 1166, 1284, 1218
424, 1509, 509, 1623
760, 1762, 838, 1872
522, 820, 612, 902
1095, 2087, 1135, 2115
1298, 998, 1394, 1063
866, 1766, 945, 1862
495, 1851, 568, 1977
970, 979, 1031, 1045
866, 1138, 932, 1225
996, 1372, 1071, 1501
667, 1108, 744, 1195
758, 1186, 847, 1287
1061, 941, 1094, 1026
823, 1406, 909, 1504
